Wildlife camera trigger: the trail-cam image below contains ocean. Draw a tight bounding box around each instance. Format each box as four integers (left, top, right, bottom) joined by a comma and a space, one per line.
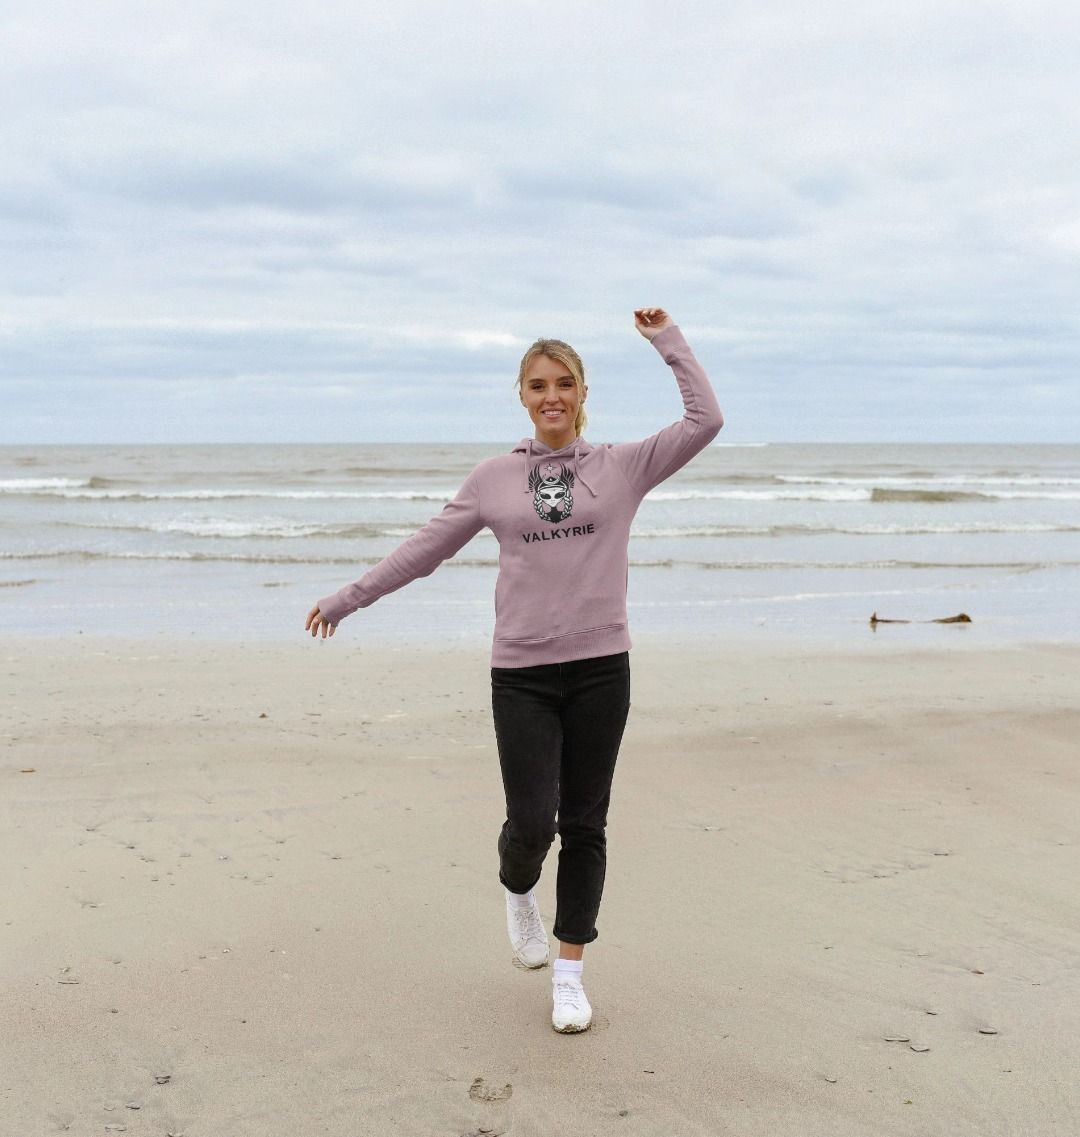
2, 442, 1079, 647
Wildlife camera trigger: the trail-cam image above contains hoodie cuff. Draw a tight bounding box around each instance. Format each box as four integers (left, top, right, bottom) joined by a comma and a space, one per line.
317, 590, 352, 625
649, 324, 688, 361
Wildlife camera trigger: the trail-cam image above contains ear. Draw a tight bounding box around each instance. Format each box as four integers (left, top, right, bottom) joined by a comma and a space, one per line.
582, 385, 588, 402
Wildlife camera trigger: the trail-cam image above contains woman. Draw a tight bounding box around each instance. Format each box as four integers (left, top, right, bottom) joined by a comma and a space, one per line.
306, 307, 723, 1033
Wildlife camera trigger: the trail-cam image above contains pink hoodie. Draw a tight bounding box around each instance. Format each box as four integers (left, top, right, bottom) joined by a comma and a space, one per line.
318, 325, 723, 666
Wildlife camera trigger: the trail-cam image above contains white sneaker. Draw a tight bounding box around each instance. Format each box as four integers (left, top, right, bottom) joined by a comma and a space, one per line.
552, 975, 592, 1033
505, 891, 549, 968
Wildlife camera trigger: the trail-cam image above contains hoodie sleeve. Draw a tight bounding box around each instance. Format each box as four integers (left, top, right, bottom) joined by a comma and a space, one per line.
317, 469, 484, 625
611, 326, 724, 495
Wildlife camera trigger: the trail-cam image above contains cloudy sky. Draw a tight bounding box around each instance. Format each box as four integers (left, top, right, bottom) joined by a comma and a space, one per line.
2, 0, 1078, 444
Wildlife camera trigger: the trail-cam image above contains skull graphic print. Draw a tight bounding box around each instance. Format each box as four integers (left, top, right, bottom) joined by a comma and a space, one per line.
530, 461, 575, 524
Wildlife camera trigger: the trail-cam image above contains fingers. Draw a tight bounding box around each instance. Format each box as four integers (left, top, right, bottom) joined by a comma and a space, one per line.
634, 307, 673, 340
305, 605, 337, 639
634, 307, 669, 325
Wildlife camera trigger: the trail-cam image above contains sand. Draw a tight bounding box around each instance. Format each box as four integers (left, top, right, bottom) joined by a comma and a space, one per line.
3, 636, 1079, 1136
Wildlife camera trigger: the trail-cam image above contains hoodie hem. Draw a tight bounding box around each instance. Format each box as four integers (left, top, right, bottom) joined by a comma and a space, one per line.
491, 625, 632, 668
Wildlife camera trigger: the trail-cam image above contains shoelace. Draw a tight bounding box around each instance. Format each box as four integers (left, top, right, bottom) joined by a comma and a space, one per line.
553, 979, 587, 1010
512, 905, 546, 946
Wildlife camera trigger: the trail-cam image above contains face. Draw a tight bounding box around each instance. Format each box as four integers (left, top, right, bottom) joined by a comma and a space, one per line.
520, 354, 586, 449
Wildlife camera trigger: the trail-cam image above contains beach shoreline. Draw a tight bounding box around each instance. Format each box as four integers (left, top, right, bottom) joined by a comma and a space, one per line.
5, 441, 1080, 647
3, 637, 1079, 1135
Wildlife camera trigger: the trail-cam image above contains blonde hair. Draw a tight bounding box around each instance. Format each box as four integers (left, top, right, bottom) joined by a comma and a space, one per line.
516, 338, 588, 437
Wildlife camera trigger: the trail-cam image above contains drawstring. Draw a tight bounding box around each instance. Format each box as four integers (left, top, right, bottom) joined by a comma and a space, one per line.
572, 439, 598, 497
522, 438, 535, 492
522, 436, 597, 497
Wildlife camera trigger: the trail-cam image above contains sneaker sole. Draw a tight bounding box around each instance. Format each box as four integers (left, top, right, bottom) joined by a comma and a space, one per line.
512, 952, 549, 969
552, 1019, 592, 1033
506, 896, 549, 970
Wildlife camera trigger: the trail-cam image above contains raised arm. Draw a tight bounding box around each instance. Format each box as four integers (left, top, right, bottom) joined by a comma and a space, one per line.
612, 308, 724, 495
307, 470, 484, 636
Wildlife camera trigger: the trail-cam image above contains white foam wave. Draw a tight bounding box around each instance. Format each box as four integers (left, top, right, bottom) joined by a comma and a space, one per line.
5, 487, 458, 502
41, 517, 1080, 543
9, 480, 1080, 505
646, 488, 869, 503
989, 491, 1080, 501
0, 477, 92, 490
649, 487, 1080, 503
776, 474, 1080, 488
631, 522, 1080, 538
4, 550, 1072, 572
631, 526, 775, 538
145, 519, 328, 538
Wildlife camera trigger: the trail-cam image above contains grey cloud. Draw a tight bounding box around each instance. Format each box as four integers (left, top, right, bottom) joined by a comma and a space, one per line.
0, 322, 523, 385
2, 1, 1078, 444
58, 150, 476, 215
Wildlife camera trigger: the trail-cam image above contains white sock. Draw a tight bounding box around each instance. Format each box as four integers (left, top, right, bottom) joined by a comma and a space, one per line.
553, 958, 584, 980
507, 888, 535, 909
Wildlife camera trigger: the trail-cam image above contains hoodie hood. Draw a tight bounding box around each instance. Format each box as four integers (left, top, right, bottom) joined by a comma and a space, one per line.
512, 435, 598, 497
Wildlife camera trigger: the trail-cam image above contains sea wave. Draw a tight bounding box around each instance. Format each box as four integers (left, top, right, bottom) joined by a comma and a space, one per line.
0, 477, 94, 491
651, 486, 1080, 502
57, 518, 409, 540
0, 550, 494, 568
770, 521, 1080, 537
37, 518, 1080, 541
7, 480, 1080, 504
2, 487, 459, 502
3, 549, 1073, 572
869, 489, 997, 504
647, 488, 870, 502
633, 521, 1080, 538
777, 474, 1080, 488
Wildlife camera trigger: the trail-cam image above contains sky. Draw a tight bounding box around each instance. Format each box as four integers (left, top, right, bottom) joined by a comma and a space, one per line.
2, 0, 1078, 445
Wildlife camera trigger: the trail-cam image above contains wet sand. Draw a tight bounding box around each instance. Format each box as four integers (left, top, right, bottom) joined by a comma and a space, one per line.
3, 637, 1079, 1136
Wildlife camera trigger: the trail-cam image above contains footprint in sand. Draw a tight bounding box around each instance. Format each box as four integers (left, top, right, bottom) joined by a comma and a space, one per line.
468, 1077, 512, 1103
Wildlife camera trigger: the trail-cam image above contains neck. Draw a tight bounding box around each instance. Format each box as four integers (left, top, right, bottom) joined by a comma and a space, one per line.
534, 427, 577, 450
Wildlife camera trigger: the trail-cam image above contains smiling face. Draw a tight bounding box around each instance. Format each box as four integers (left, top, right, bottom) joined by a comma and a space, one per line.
520, 352, 587, 450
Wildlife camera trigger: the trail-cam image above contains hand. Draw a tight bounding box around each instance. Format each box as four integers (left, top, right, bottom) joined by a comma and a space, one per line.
305, 605, 337, 639
634, 307, 674, 341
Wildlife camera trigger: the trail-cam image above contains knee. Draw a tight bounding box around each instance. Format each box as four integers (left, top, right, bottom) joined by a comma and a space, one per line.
502, 816, 556, 853
557, 816, 607, 848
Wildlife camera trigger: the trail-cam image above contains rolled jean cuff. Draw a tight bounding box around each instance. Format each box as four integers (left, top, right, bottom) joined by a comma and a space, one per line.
499, 870, 542, 896
551, 926, 599, 946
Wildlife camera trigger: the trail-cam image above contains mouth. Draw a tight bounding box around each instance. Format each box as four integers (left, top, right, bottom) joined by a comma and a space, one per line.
542, 409, 565, 420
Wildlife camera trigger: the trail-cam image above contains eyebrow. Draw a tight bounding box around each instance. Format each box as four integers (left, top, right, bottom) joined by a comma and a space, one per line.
527, 374, 574, 383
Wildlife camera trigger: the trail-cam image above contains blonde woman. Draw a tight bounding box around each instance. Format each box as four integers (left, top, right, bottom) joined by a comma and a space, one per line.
307, 308, 723, 1032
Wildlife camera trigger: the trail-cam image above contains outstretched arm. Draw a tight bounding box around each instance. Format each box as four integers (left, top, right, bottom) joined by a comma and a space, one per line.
304, 471, 484, 638
614, 308, 724, 494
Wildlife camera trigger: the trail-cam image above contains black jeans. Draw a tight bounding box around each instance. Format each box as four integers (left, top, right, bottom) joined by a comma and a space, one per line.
491, 651, 631, 945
